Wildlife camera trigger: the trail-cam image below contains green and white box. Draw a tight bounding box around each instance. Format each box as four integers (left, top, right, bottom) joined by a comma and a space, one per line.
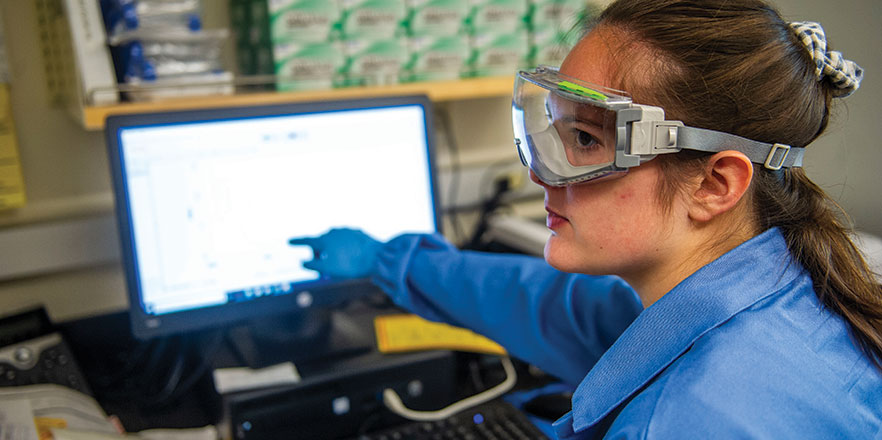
465, 0, 529, 33
274, 40, 345, 90
528, 0, 586, 32
527, 0, 597, 67
404, 34, 469, 81
268, 0, 340, 42
341, 38, 409, 86
467, 28, 529, 76
339, 0, 408, 39
405, 0, 469, 36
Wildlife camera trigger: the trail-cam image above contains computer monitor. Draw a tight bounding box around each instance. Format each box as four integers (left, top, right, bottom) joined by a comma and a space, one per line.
106, 96, 440, 342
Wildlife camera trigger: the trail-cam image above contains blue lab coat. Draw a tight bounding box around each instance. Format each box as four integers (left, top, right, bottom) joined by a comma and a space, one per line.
372, 227, 882, 438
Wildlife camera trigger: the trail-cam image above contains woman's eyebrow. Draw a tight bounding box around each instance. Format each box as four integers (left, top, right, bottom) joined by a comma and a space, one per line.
555, 114, 604, 127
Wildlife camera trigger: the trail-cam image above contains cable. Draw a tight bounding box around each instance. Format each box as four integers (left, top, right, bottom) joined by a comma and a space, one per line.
465, 176, 513, 250
159, 331, 225, 404
93, 331, 224, 408
468, 357, 487, 391
381, 356, 517, 422
142, 348, 187, 406
356, 410, 385, 436
477, 159, 523, 203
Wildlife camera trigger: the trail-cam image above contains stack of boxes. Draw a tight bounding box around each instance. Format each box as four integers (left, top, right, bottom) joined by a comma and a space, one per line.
529, 0, 595, 67
464, 0, 529, 77
230, 0, 596, 91
230, 0, 343, 91
339, 0, 409, 87
403, 0, 471, 82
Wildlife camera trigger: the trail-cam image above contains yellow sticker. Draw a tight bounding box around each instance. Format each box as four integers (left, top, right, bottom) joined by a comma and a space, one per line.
374, 314, 506, 355
34, 417, 68, 440
0, 84, 26, 210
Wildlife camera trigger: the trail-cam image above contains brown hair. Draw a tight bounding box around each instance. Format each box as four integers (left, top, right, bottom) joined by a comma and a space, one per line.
590, 0, 882, 369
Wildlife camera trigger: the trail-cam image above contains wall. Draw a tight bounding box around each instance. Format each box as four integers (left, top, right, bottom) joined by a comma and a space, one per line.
0, 0, 879, 322
774, 0, 882, 235
0, 1, 125, 321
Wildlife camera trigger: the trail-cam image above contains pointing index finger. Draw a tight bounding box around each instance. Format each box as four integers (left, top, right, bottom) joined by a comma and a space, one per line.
288, 236, 320, 250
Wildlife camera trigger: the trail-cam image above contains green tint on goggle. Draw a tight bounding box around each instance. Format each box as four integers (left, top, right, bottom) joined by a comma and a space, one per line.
557, 81, 609, 102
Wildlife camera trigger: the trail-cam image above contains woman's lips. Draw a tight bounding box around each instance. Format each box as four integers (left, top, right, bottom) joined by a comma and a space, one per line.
546, 207, 568, 229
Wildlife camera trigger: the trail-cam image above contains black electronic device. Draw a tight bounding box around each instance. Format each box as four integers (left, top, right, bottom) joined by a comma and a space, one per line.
104, 96, 441, 341
351, 399, 550, 440
225, 349, 457, 440
0, 308, 92, 395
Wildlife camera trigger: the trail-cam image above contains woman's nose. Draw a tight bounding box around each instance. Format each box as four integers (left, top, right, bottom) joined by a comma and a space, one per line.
529, 170, 549, 188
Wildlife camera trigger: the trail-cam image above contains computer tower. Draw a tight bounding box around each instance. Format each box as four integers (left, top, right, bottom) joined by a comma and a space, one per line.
224, 349, 456, 440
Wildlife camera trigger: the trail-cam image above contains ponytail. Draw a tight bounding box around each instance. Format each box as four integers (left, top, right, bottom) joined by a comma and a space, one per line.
754, 168, 882, 369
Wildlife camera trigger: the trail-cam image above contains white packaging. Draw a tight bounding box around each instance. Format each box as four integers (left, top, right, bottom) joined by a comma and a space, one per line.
61, 0, 119, 105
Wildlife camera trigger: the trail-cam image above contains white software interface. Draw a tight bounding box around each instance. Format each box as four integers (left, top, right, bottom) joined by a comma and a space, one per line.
119, 105, 436, 315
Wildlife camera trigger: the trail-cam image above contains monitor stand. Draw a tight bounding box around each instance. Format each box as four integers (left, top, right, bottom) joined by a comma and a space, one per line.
225, 307, 374, 369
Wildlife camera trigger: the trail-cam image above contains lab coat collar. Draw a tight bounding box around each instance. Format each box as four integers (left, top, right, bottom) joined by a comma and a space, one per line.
563, 227, 803, 436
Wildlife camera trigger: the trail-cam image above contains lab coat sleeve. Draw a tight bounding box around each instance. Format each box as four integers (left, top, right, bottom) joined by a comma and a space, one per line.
372, 233, 643, 385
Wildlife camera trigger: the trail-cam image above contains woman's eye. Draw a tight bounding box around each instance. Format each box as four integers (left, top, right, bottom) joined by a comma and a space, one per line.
576, 130, 599, 148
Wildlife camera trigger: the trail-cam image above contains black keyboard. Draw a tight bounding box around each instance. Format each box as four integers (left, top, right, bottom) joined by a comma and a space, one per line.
352, 399, 549, 440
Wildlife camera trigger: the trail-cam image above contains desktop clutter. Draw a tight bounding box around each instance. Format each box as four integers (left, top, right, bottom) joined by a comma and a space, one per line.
0, 303, 570, 440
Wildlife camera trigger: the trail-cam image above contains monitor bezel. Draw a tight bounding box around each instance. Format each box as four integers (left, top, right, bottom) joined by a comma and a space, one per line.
105, 95, 441, 340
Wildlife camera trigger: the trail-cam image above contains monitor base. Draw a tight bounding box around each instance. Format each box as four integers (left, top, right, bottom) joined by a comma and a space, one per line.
225, 308, 373, 368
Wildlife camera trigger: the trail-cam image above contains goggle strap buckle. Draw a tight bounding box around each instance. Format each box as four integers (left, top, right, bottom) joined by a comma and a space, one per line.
650, 123, 684, 153
629, 105, 684, 156
764, 143, 791, 170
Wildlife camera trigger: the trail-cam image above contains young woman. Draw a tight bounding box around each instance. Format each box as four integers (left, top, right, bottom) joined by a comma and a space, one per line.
290, 0, 881, 437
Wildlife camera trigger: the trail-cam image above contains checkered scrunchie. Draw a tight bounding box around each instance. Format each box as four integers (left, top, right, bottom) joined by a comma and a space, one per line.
789, 21, 863, 98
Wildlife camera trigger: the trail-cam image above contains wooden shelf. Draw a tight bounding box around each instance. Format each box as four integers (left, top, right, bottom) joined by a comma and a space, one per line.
79, 76, 515, 130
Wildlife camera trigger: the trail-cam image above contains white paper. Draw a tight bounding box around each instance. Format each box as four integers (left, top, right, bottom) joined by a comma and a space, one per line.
46, 430, 122, 440
0, 385, 118, 435
0, 385, 219, 440
212, 362, 301, 394
137, 426, 218, 440
0, 400, 39, 440
52, 426, 218, 440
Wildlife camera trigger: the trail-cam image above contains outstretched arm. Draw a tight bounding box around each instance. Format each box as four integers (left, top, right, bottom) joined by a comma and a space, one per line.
374, 233, 642, 385
290, 229, 643, 385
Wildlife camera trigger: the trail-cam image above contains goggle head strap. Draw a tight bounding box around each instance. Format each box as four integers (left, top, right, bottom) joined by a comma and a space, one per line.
626, 105, 805, 170
675, 126, 805, 170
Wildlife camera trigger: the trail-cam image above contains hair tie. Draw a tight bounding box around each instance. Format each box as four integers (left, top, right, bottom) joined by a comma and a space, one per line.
789, 21, 863, 98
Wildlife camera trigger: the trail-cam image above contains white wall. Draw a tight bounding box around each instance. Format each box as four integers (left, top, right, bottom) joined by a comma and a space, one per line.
0, 0, 879, 322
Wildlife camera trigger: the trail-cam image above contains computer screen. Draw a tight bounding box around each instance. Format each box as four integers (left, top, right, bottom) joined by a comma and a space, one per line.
106, 96, 440, 340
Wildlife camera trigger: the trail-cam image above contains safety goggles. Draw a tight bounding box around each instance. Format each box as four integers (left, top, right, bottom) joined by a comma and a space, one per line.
512, 66, 805, 186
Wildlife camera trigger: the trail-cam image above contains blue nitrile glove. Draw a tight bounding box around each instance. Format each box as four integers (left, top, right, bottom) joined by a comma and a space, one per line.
288, 228, 383, 279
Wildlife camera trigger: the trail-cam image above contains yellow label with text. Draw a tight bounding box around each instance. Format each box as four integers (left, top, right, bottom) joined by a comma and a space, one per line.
34, 417, 67, 440
0, 83, 26, 210
374, 314, 506, 355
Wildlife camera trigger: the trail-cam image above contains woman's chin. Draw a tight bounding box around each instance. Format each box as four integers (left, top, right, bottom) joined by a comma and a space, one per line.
543, 239, 575, 271
544, 238, 612, 275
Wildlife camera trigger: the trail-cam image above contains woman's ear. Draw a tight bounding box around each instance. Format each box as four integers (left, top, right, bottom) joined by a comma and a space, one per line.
688, 151, 754, 223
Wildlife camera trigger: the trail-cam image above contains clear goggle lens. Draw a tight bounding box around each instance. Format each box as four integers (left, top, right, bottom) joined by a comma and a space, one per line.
513, 67, 631, 186
546, 93, 618, 167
